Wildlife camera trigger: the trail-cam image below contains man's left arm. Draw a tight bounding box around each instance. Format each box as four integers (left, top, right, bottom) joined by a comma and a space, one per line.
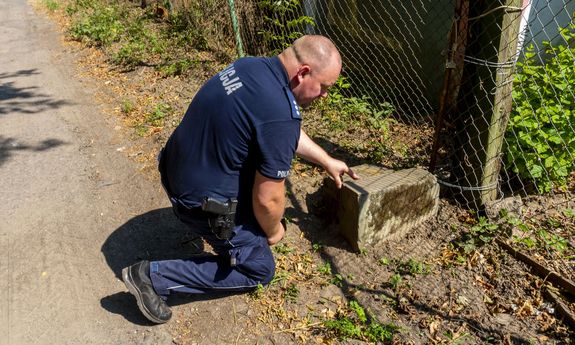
252, 171, 286, 245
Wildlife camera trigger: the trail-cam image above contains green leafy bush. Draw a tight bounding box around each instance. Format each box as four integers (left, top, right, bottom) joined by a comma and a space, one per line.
113, 19, 164, 69
65, 0, 93, 16
165, 11, 208, 51
70, 3, 124, 46
114, 40, 147, 67
257, 0, 315, 54
506, 17, 575, 192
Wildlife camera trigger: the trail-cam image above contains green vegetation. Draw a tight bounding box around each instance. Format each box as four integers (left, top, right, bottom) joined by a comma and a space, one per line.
563, 208, 575, 218
160, 58, 199, 77
312, 243, 324, 252
323, 77, 395, 131
65, 0, 228, 76
323, 300, 398, 342
509, 214, 570, 254
250, 283, 265, 298
273, 243, 294, 255
113, 18, 165, 68
396, 258, 431, 276
313, 76, 397, 163
318, 262, 332, 275
537, 229, 569, 252
317, 261, 344, 286
283, 283, 299, 301
70, 3, 125, 46
165, 11, 209, 51
270, 271, 289, 286
378, 257, 390, 266
64, 0, 93, 15
44, 0, 60, 11
388, 273, 403, 291
449, 217, 499, 260
120, 99, 134, 114
67, 1, 129, 48
330, 273, 344, 287
146, 103, 170, 127
444, 211, 572, 267
507, 16, 575, 192
257, 0, 315, 54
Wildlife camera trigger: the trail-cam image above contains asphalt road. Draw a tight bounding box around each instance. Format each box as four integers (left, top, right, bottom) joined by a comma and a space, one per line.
0, 1, 174, 343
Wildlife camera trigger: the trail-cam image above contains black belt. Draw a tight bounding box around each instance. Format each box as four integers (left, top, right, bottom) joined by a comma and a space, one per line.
174, 203, 211, 220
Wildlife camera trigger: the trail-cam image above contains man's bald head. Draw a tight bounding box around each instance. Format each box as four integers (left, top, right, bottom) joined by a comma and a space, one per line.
279, 35, 341, 76
278, 35, 342, 107
289, 35, 341, 72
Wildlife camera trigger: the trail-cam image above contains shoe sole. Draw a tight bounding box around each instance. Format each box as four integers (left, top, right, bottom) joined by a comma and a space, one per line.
122, 267, 169, 324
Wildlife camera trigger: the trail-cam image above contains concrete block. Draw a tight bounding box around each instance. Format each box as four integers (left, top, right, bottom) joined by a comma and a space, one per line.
324, 164, 439, 250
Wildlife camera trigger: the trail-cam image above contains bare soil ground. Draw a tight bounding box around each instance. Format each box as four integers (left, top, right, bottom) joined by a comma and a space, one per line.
28, 2, 575, 344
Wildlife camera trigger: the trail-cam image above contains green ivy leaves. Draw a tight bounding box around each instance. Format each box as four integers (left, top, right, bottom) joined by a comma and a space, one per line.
506, 17, 575, 192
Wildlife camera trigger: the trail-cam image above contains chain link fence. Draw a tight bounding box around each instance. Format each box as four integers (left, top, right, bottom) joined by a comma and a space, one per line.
220, 0, 575, 210
430, 0, 575, 209
167, 0, 574, 210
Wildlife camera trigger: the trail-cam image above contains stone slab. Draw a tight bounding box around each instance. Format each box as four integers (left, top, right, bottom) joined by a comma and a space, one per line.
324, 164, 439, 250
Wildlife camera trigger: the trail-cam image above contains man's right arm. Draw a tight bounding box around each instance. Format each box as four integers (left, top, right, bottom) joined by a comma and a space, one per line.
296, 130, 359, 188
252, 171, 286, 245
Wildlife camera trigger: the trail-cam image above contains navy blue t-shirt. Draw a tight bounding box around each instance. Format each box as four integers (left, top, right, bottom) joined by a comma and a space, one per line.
161, 56, 301, 223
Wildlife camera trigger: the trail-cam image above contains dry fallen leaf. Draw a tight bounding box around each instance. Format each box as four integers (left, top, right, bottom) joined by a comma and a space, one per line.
517, 300, 534, 317
429, 319, 441, 337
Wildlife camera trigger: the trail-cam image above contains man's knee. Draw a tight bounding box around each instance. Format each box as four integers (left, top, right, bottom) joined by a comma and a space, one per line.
234, 244, 276, 285
257, 251, 276, 285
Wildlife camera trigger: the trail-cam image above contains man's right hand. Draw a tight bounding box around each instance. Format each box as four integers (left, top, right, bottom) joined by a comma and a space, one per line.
266, 222, 285, 245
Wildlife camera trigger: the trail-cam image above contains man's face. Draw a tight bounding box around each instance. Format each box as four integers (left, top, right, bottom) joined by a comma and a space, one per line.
291, 63, 340, 108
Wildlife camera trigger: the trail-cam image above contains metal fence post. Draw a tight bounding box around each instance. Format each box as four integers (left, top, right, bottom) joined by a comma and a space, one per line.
226, 0, 245, 58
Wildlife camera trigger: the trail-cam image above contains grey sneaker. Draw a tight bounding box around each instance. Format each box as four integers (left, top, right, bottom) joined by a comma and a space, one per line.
122, 261, 172, 324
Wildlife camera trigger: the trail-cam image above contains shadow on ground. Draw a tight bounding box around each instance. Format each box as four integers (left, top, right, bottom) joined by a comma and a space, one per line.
0, 136, 66, 167
101, 207, 204, 279
101, 207, 245, 324
0, 69, 72, 115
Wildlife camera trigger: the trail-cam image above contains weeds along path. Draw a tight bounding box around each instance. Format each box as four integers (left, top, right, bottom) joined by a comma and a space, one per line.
0, 1, 173, 343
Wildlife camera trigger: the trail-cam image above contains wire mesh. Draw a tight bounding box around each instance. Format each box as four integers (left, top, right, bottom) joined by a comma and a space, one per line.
431, 0, 575, 207
228, 0, 574, 207
233, 0, 449, 124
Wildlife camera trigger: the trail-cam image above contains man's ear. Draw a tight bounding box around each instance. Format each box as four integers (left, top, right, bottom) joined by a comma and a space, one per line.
297, 65, 311, 81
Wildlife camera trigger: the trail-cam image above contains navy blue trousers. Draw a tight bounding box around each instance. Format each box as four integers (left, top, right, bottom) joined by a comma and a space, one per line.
149, 206, 276, 298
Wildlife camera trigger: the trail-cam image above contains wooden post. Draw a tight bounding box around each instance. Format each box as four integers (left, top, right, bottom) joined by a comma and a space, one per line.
480, 0, 523, 204
449, 0, 523, 209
